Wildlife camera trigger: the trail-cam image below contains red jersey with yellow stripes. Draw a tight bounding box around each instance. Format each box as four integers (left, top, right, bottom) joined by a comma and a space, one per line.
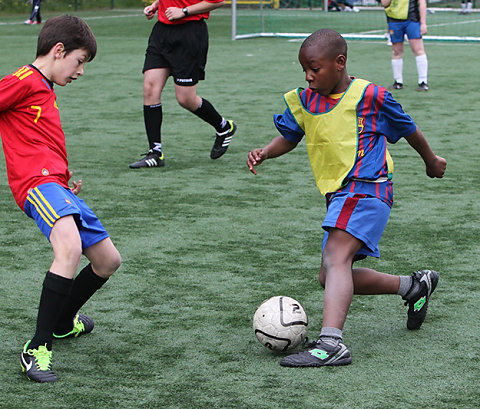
0, 65, 70, 210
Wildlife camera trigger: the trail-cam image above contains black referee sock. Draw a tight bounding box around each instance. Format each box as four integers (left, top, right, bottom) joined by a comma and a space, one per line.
192, 98, 226, 133
144, 104, 163, 152
30, 272, 73, 350
54, 264, 108, 335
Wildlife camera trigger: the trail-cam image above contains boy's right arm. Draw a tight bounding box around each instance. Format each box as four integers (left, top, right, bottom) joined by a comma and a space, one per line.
247, 135, 298, 175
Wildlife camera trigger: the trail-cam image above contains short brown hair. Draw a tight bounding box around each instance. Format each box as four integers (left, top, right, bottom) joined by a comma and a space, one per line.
36, 15, 97, 61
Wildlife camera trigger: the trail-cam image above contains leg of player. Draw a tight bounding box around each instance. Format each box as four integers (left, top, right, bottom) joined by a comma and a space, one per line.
350, 266, 439, 329
409, 38, 428, 91
351, 267, 400, 295
389, 42, 404, 90
53, 237, 121, 338
281, 229, 360, 367
175, 83, 237, 160
130, 68, 170, 169
21, 216, 81, 383
320, 229, 362, 330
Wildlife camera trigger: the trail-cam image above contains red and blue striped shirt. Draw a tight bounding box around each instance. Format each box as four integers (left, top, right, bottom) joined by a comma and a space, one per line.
274, 81, 417, 207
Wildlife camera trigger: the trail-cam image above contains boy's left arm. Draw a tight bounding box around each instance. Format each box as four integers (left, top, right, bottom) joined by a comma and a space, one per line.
405, 127, 446, 178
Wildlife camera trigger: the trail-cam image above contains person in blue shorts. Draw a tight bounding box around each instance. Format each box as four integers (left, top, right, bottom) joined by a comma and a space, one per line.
0, 16, 121, 382
247, 29, 446, 367
382, 0, 429, 91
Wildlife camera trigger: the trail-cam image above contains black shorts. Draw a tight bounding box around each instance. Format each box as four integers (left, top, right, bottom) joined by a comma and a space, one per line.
143, 20, 209, 86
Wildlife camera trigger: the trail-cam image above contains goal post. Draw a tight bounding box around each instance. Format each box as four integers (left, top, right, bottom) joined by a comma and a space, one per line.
230, 0, 480, 42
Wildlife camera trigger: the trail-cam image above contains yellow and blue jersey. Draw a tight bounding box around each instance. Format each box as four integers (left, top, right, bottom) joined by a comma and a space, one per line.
274, 81, 417, 207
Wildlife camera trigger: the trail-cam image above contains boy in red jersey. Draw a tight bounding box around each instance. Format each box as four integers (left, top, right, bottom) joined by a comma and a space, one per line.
0, 15, 121, 382
247, 29, 446, 367
129, 0, 237, 168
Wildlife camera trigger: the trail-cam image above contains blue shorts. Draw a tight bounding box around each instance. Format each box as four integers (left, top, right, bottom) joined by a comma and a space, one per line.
322, 193, 391, 258
388, 20, 421, 43
24, 182, 109, 251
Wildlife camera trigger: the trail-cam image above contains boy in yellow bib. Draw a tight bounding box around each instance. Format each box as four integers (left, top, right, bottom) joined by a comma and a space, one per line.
247, 29, 446, 367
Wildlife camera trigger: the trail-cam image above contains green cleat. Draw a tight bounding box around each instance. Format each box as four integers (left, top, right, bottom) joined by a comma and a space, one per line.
21, 341, 56, 383
53, 313, 94, 339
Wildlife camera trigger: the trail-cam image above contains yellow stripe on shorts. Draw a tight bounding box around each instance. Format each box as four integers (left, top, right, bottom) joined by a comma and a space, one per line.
27, 187, 61, 226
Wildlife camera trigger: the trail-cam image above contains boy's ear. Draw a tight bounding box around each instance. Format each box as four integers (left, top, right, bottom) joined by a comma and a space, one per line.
335, 54, 347, 71
52, 42, 66, 59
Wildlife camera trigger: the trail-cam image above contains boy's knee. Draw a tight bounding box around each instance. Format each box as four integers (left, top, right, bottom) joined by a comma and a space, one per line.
61, 244, 83, 267
106, 250, 122, 276
92, 249, 121, 279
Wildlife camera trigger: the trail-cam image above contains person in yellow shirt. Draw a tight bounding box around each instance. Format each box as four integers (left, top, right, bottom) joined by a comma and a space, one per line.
382, 0, 429, 91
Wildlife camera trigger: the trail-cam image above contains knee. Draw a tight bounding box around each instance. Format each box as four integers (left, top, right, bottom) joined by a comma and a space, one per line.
67, 247, 83, 268
57, 241, 83, 267
392, 50, 402, 59
106, 250, 122, 277
143, 81, 161, 104
93, 250, 122, 279
176, 94, 198, 111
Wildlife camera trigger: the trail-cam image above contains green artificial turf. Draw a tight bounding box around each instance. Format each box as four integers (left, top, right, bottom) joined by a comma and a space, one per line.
0, 9, 479, 408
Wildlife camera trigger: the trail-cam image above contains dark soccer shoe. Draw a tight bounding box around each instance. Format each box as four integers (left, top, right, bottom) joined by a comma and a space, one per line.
402, 270, 439, 330
388, 81, 403, 90
21, 341, 56, 383
280, 339, 352, 367
210, 120, 237, 159
129, 150, 165, 168
416, 82, 429, 91
53, 313, 94, 339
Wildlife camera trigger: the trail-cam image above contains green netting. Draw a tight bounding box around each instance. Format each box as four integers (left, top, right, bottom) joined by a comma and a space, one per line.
231, 0, 480, 41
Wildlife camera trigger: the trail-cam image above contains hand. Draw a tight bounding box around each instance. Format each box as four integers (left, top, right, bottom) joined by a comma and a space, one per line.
425, 155, 446, 178
165, 7, 186, 21
144, 5, 157, 19
247, 148, 266, 175
68, 170, 82, 195
420, 23, 427, 35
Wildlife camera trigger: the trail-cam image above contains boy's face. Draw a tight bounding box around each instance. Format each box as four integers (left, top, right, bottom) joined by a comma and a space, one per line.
52, 47, 89, 86
298, 45, 344, 96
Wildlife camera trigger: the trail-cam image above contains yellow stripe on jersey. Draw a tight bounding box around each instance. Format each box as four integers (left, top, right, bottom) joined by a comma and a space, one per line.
13, 66, 34, 81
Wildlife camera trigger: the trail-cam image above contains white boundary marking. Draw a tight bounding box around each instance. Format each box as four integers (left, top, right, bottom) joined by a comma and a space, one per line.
0, 13, 143, 26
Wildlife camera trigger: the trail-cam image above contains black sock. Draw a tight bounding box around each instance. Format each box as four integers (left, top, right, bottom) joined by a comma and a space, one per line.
144, 104, 162, 152
192, 98, 226, 133
30, 272, 73, 350
54, 264, 108, 335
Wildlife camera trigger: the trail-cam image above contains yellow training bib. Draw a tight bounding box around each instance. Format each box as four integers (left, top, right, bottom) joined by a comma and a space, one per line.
285, 79, 384, 195
384, 0, 409, 20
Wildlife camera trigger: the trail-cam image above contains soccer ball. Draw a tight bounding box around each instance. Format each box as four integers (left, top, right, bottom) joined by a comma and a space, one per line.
253, 296, 308, 352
